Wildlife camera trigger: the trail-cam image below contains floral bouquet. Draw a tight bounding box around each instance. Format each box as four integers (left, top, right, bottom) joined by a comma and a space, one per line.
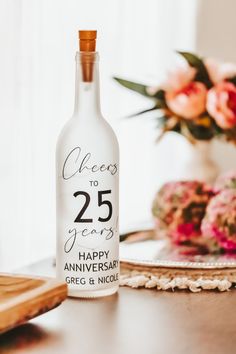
152, 171, 236, 253
115, 52, 236, 143
201, 189, 236, 252
152, 181, 213, 247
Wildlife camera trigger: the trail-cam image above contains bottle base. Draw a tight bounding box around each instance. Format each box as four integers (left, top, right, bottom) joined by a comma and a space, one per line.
68, 285, 119, 298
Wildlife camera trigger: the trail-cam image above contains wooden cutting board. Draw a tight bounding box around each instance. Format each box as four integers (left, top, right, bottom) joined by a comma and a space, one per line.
0, 273, 67, 334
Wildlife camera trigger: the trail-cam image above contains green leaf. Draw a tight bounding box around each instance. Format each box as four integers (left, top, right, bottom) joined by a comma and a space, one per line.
156, 101, 166, 109
177, 51, 212, 88
114, 78, 167, 109
178, 51, 202, 67
153, 89, 165, 100
113, 77, 151, 98
228, 76, 236, 85
156, 115, 168, 128
128, 106, 158, 117
153, 89, 167, 108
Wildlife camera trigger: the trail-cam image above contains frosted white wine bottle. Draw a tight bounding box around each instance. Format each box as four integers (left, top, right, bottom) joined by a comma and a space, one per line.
56, 30, 119, 298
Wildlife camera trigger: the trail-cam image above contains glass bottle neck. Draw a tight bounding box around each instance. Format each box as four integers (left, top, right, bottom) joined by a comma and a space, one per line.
73, 52, 101, 117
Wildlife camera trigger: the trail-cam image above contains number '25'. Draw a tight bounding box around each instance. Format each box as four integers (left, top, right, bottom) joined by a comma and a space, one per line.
73, 190, 112, 223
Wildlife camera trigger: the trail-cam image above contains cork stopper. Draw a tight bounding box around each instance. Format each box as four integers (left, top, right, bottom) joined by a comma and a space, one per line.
79, 30, 97, 52
78, 30, 97, 82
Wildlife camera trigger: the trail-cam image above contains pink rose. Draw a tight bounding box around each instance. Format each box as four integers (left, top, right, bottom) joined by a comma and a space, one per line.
147, 65, 196, 96
162, 65, 196, 92
206, 82, 236, 129
201, 189, 236, 252
165, 82, 207, 119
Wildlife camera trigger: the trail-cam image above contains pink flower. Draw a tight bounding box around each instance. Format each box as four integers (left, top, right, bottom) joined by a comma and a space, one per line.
204, 58, 236, 84
147, 65, 196, 96
172, 223, 197, 244
165, 82, 207, 119
152, 181, 213, 246
162, 65, 197, 91
163, 65, 196, 92
201, 189, 236, 252
207, 82, 236, 129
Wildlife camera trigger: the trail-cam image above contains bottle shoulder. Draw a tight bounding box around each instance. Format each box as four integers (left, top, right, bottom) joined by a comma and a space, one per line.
56, 115, 119, 155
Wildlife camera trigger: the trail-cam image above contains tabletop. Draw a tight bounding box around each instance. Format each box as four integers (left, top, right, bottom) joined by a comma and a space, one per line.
1, 259, 236, 354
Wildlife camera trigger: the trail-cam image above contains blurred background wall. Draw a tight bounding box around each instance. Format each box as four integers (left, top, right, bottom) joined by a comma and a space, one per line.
0, 0, 235, 270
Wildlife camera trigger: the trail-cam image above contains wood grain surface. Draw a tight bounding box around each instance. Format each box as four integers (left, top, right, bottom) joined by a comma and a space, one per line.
0, 273, 67, 334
